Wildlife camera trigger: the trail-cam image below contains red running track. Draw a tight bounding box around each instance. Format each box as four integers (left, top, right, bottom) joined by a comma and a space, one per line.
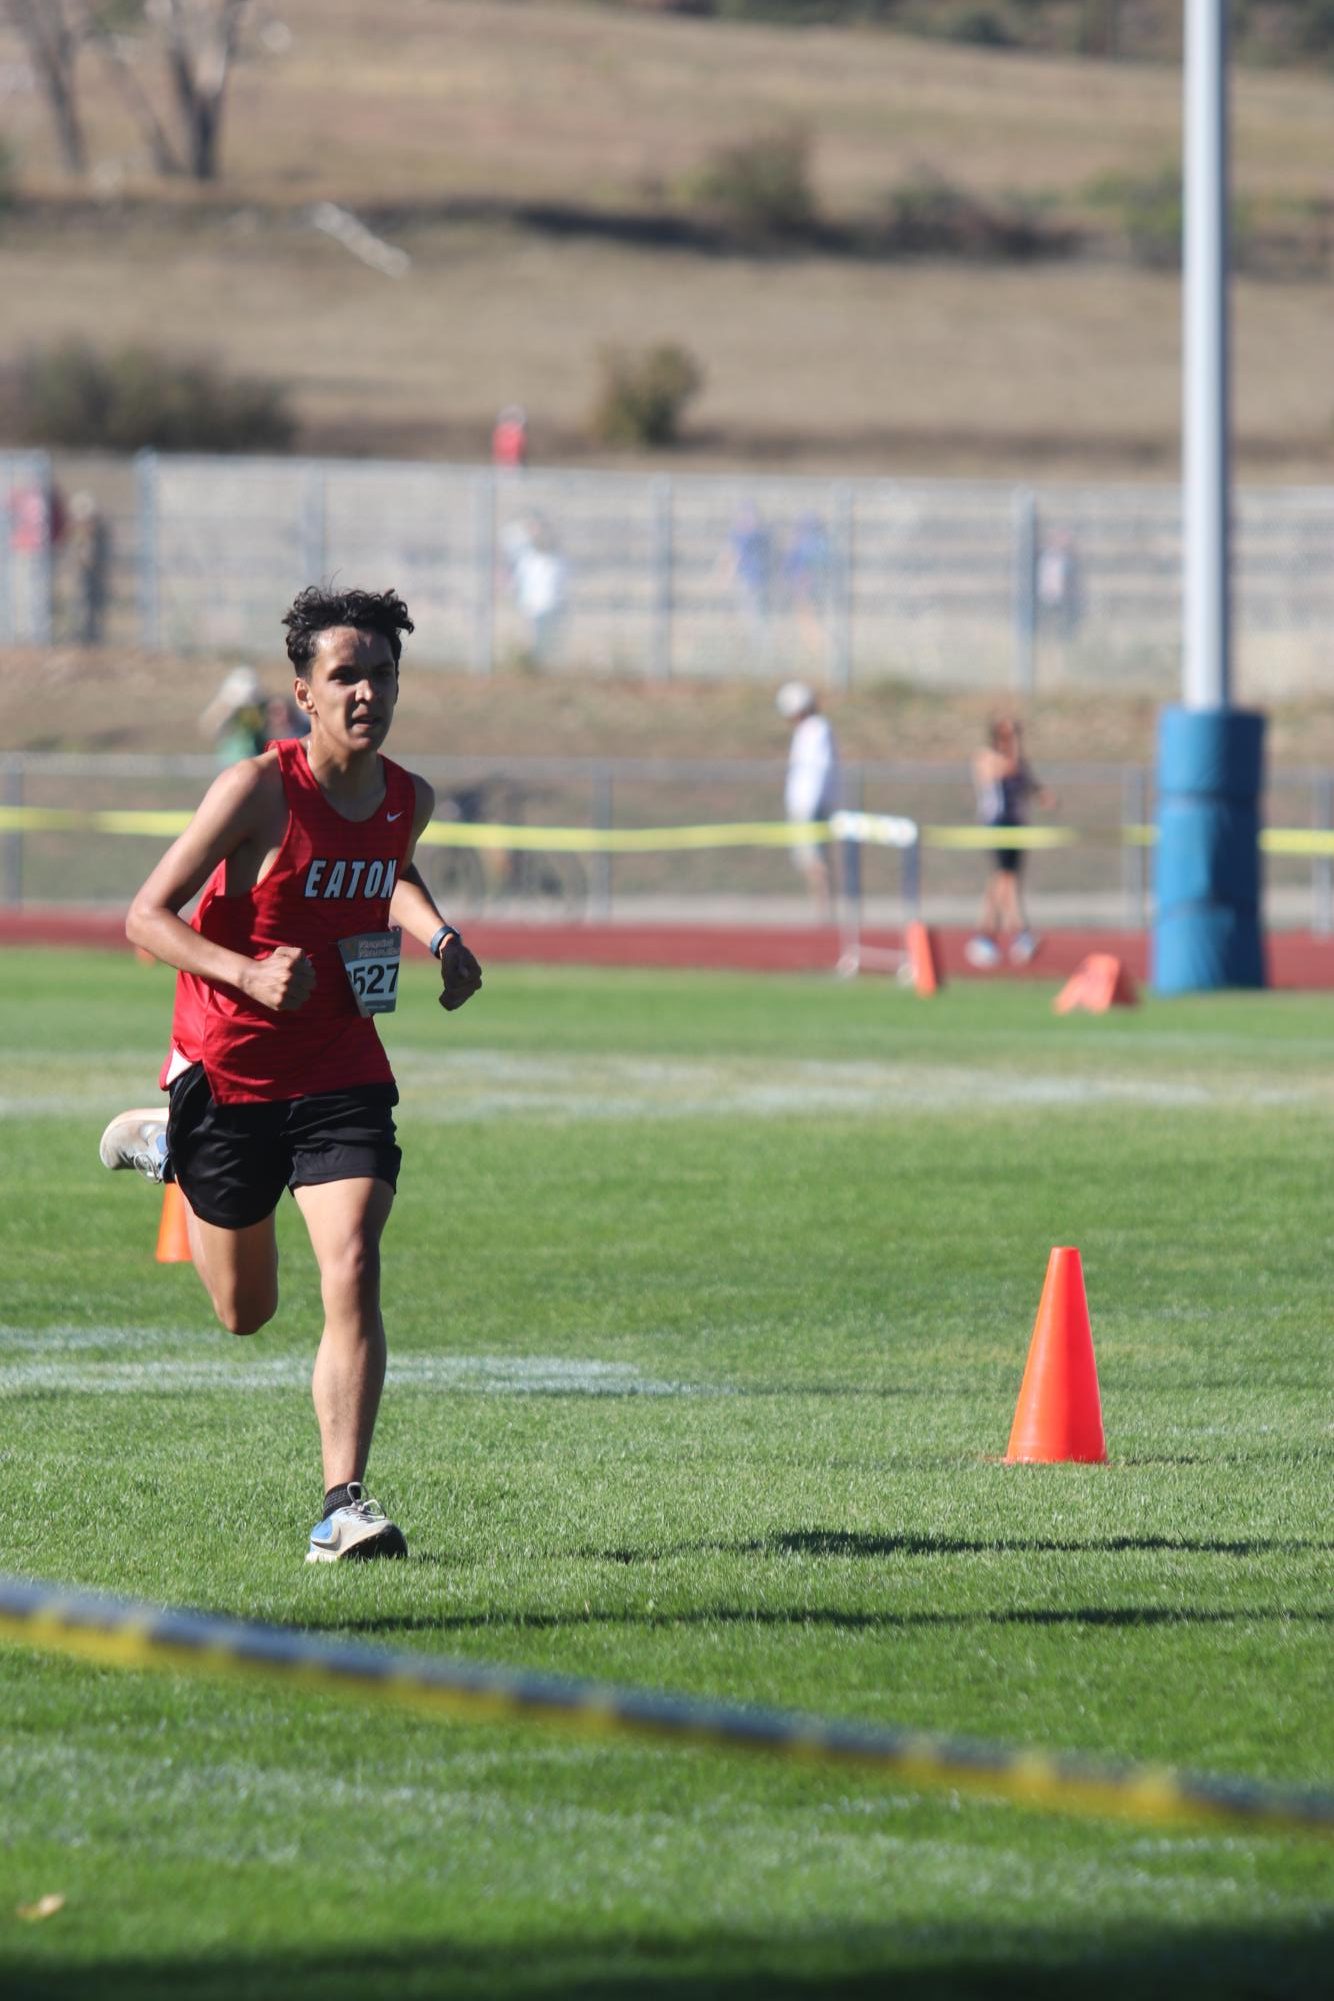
3, 907, 1333, 989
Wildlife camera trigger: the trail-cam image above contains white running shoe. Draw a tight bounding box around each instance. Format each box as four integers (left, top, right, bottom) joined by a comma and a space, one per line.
306, 1484, 408, 1564
98, 1108, 169, 1183
1009, 930, 1040, 966
964, 935, 1002, 970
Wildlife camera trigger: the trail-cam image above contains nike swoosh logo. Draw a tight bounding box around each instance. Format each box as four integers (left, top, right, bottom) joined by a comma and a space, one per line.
386, 811, 403, 822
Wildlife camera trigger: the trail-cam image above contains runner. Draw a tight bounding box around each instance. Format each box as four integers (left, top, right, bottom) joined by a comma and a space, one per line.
99, 586, 482, 1563
965, 713, 1056, 969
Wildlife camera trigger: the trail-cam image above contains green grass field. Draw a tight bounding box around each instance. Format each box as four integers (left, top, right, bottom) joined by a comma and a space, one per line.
1, 948, 1330, 1998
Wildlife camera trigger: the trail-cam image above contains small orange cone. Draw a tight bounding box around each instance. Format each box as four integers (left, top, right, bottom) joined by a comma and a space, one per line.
155, 1182, 193, 1265
905, 921, 944, 997
1053, 954, 1138, 1015
1005, 1247, 1107, 1464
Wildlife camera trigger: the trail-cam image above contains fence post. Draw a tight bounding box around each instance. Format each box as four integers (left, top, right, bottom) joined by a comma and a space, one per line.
902, 829, 922, 920
0, 457, 12, 645
471, 471, 495, 676
1, 754, 22, 907
589, 765, 614, 919
842, 761, 863, 910
831, 483, 854, 691
301, 462, 327, 583
1123, 766, 1149, 928
1012, 487, 1038, 696
1314, 773, 1332, 937
31, 453, 55, 647
136, 451, 161, 650
650, 476, 673, 681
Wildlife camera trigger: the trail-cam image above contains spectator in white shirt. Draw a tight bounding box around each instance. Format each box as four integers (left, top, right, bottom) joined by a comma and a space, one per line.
776, 680, 840, 921
501, 513, 568, 665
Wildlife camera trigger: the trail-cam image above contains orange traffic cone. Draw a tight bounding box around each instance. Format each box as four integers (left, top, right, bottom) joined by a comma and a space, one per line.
905, 921, 944, 997
1005, 1247, 1106, 1464
155, 1182, 193, 1265
1053, 954, 1138, 1016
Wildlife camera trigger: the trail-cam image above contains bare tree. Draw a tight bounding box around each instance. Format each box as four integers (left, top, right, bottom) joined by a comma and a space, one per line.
85, 0, 253, 181
1079, 0, 1124, 58
5, 0, 88, 173
78, 3, 184, 175
151, 0, 252, 181
6, 0, 255, 184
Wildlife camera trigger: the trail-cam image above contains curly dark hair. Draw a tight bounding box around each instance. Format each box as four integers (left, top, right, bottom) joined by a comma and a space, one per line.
281, 586, 415, 673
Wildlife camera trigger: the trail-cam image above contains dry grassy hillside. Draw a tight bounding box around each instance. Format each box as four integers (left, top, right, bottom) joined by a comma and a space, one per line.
1, 2, 1332, 475
9, 647, 1334, 772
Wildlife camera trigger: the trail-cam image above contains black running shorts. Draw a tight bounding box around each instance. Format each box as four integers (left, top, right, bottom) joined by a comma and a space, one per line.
166, 1061, 401, 1230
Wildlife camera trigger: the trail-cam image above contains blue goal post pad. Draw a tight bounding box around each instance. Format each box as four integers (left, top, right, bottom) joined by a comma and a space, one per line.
1152, 707, 1266, 995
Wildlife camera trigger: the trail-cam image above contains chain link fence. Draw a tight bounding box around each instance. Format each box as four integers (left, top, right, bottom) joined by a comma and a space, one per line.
6, 452, 1334, 695
134, 456, 1334, 695
0, 451, 56, 646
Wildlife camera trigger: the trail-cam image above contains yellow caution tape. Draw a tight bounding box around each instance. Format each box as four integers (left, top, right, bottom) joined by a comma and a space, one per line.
416, 819, 833, 853
0, 1574, 1329, 1837
0, 807, 194, 836
921, 825, 1081, 852
1, 806, 1332, 857
1262, 828, 1334, 858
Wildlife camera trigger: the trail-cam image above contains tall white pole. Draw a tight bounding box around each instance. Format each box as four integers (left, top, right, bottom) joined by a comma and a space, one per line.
1183, 0, 1231, 710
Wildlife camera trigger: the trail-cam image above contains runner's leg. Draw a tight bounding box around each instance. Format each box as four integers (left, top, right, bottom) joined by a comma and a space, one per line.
185, 1203, 280, 1336
980, 866, 1003, 935
294, 1176, 395, 1490
1011, 864, 1030, 934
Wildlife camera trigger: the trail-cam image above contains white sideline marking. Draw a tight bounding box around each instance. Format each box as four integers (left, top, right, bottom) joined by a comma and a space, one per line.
390, 1050, 1321, 1123
6, 1744, 1301, 1907
0, 1323, 190, 1351
0, 1346, 692, 1397
0, 1050, 1325, 1127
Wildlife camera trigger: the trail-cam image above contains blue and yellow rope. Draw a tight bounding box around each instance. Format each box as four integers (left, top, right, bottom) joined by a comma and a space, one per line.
0, 1573, 1329, 1836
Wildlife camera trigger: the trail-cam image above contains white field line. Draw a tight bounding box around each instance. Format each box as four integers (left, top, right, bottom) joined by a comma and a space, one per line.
2, 1049, 1326, 1126
0, 1322, 196, 1351
388, 1051, 1321, 1123
4, 1742, 1308, 1914
0, 1345, 695, 1397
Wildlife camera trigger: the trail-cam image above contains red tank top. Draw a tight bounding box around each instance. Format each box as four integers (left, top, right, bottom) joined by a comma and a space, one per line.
163, 740, 416, 1105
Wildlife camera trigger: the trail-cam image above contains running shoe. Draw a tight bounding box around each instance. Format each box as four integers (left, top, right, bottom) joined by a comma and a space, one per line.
964, 935, 1002, 970
306, 1484, 408, 1564
98, 1108, 169, 1182
1009, 930, 1040, 966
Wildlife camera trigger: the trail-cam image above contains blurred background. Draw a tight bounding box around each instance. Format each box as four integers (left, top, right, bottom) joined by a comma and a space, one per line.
2, 0, 1333, 937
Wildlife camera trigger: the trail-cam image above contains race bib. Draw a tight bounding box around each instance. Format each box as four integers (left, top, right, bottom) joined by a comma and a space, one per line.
338, 928, 402, 1017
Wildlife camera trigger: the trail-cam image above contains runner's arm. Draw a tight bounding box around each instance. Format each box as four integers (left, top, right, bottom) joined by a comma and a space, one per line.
389, 777, 451, 947
391, 775, 483, 1008
125, 757, 314, 1012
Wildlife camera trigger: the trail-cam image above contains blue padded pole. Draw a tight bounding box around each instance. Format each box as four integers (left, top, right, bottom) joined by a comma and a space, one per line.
1153, 707, 1265, 992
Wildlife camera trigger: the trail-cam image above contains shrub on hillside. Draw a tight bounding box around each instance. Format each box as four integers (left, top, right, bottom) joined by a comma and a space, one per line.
1096, 164, 1183, 271
627, 4, 908, 20
1294, 0, 1334, 54
1, 342, 295, 452
1087, 162, 1293, 275
875, 170, 1068, 260
935, 5, 1017, 46
1083, 162, 1179, 270
605, 1, 1334, 63
687, 126, 817, 243
590, 343, 705, 447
